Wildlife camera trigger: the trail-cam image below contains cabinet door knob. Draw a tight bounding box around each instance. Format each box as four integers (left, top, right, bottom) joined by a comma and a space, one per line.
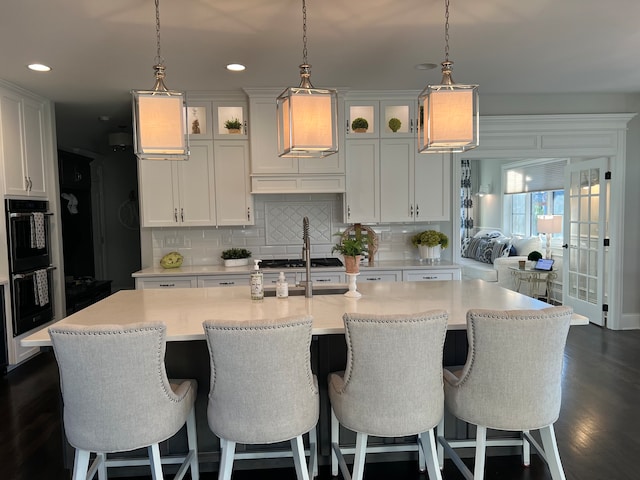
415, 204, 419, 217
247, 207, 251, 221
174, 208, 178, 222
180, 208, 184, 222
347, 205, 351, 219
410, 205, 413, 216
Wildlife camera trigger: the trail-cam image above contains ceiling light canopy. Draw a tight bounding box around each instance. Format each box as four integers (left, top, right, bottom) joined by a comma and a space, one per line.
276, 0, 338, 158
418, 0, 478, 154
131, 0, 188, 161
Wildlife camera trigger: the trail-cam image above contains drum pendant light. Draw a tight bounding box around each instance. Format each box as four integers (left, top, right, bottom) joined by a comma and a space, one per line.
132, 0, 189, 160
418, 0, 479, 153
277, 0, 338, 158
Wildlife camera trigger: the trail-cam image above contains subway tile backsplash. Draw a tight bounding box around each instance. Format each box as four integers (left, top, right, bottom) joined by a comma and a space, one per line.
151, 194, 444, 267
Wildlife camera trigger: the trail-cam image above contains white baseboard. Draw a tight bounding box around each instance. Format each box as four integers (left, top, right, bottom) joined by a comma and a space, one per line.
620, 313, 640, 330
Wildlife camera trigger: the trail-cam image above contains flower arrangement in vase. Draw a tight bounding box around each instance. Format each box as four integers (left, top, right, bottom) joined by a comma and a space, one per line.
411, 230, 449, 262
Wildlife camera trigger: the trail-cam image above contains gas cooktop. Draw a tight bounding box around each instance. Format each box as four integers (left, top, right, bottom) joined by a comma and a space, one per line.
259, 258, 344, 269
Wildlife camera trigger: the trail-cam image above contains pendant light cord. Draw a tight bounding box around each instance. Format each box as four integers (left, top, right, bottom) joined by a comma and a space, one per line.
302, 0, 308, 65
444, 0, 450, 63
154, 0, 164, 66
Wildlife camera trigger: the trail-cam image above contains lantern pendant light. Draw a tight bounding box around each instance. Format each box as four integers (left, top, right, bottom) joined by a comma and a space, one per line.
277, 0, 338, 158
418, 0, 478, 154
132, 0, 189, 160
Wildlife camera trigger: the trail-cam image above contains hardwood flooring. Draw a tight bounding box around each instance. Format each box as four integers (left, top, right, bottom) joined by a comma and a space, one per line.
1, 323, 638, 479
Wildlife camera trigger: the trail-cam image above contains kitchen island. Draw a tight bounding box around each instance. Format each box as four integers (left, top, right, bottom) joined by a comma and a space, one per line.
22, 280, 587, 475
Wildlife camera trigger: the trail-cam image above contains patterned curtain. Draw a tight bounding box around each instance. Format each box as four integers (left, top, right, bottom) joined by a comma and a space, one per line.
460, 159, 474, 240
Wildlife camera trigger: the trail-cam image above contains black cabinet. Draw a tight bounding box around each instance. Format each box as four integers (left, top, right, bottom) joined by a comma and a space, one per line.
65, 280, 112, 316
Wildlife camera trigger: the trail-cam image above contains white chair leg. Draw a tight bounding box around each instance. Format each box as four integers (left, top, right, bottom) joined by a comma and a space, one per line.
418, 433, 426, 472
218, 439, 236, 480
148, 443, 164, 480
539, 425, 566, 480
72, 449, 90, 480
522, 429, 531, 466
291, 435, 310, 480
308, 426, 318, 478
352, 432, 368, 480
419, 430, 442, 480
186, 407, 200, 479
436, 416, 445, 470
330, 408, 339, 477
473, 425, 487, 480
96, 453, 107, 480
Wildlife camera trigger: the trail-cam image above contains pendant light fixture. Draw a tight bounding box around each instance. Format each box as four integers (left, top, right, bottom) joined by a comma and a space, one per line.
132, 0, 188, 160
277, 0, 338, 158
418, 0, 478, 153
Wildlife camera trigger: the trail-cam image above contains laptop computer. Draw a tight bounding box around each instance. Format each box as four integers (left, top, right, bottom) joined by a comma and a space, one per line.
535, 258, 555, 271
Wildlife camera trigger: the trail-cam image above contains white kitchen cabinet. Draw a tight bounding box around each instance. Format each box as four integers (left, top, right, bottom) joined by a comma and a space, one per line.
379, 145, 451, 223
246, 89, 345, 194
214, 141, 254, 225
0, 89, 48, 197
358, 270, 402, 282
301, 272, 346, 284
198, 276, 247, 288
403, 268, 461, 282
135, 276, 197, 289
138, 142, 216, 227
345, 139, 379, 223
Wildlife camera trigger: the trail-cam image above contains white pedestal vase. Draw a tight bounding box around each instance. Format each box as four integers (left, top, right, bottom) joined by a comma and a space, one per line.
418, 245, 441, 263
344, 273, 361, 298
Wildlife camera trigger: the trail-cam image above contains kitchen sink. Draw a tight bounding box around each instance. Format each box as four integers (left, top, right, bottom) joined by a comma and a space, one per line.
263, 285, 349, 297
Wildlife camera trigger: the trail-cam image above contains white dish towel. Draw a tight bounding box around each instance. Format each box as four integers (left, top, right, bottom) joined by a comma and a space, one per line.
30, 212, 46, 249
33, 269, 49, 306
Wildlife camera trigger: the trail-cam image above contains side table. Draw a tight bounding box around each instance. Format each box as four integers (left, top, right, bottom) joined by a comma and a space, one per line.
509, 267, 557, 301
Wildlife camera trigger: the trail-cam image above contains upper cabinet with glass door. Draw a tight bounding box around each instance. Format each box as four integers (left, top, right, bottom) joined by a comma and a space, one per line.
345, 98, 417, 139
214, 101, 248, 140
185, 96, 249, 141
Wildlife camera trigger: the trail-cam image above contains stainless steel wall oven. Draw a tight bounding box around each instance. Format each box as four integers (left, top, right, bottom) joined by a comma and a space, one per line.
5, 199, 55, 336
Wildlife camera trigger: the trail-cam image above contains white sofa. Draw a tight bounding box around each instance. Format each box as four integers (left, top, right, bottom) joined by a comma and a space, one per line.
459, 232, 562, 299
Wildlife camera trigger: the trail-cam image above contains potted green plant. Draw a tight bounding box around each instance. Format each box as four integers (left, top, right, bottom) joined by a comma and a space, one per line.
332, 232, 368, 273
351, 117, 369, 133
224, 118, 242, 133
388, 117, 402, 133
221, 248, 252, 267
411, 230, 449, 262
527, 250, 543, 267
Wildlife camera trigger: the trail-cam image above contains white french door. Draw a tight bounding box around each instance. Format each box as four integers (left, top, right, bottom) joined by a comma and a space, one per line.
562, 158, 608, 326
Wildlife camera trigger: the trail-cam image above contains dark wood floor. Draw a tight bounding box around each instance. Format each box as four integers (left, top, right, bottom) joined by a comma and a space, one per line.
1, 323, 639, 480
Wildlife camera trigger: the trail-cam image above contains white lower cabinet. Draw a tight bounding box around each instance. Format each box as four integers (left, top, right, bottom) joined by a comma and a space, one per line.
198, 276, 247, 288
135, 276, 197, 289
358, 270, 402, 283
304, 272, 345, 285
403, 269, 461, 282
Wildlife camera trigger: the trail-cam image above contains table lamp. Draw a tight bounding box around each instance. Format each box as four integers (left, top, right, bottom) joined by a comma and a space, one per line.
537, 215, 563, 259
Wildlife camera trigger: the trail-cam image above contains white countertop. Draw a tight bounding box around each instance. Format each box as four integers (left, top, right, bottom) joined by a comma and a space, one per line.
21, 280, 588, 347
132, 260, 461, 277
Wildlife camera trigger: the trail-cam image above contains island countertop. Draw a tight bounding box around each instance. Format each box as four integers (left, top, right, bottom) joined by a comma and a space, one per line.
22, 280, 588, 347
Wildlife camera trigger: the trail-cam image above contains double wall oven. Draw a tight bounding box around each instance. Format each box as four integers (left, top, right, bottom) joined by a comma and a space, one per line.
5, 199, 56, 336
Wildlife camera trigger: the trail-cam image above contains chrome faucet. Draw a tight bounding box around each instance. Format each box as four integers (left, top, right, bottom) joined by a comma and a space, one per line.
302, 216, 313, 298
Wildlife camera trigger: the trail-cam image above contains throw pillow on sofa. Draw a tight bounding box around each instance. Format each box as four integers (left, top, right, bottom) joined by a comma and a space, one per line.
511, 236, 542, 257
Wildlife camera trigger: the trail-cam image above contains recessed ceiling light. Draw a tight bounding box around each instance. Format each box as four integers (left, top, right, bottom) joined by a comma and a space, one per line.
226, 63, 246, 72
28, 63, 52, 72
415, 63, 438, 70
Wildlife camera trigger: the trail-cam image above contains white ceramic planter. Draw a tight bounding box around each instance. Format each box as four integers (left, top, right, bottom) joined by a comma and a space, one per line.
224, 258, 250, 267
418, 245, 441, 262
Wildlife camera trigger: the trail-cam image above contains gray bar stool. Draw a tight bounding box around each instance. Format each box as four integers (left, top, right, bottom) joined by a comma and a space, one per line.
328, 310, 448, 480
49, 322, 199, 480
202, 315, 319, 480
438, 306, 572, 480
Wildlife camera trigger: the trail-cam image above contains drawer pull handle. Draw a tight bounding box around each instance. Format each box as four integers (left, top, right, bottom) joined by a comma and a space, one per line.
316, 278, 331, 282
366, 277, 381, 281
220, 282, 235, 286
159, 283, 175, 287
422, 276, 437, 280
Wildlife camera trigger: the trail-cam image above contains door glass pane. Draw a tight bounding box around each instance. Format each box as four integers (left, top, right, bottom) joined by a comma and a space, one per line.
578, 275, 587, 300
590, 195, 599, 222
589, 250, 598, 277
570, 170, 579, 195
580, 196, 589, 222
570, 196, 578, 219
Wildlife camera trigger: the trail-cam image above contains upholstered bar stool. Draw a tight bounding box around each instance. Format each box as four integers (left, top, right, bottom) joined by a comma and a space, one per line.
328, 310, 448, 480
438, 306, 572, 480
49, 322, 199, 480
202, 315, 319, 480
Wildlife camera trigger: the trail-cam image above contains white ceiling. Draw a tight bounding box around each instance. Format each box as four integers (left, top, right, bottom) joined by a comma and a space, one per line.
2, 0, 639, 151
